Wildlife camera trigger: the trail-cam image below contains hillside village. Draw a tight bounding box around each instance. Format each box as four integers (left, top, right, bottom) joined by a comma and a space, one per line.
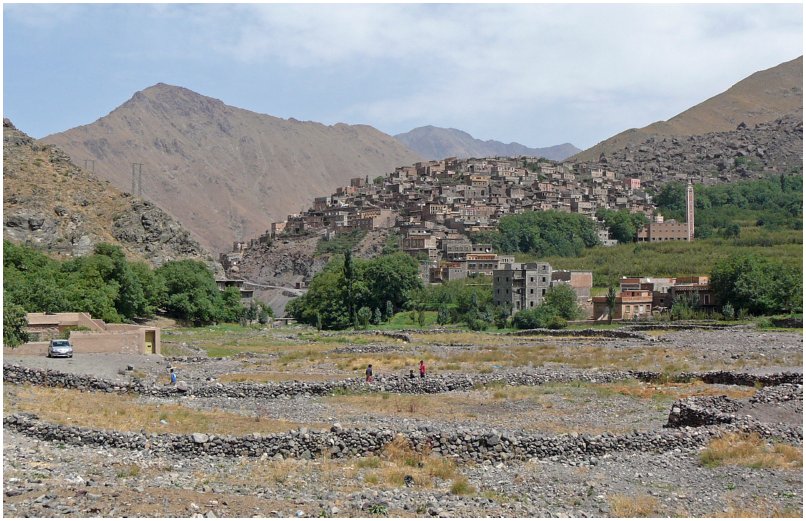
221, 138, 787, 318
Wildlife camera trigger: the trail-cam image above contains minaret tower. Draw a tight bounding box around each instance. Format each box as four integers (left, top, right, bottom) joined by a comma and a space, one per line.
686, 181, 694, 241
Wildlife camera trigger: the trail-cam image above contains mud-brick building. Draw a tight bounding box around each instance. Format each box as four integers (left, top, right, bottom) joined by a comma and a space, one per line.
6, 312, 160, 356
592, 289, 654, 321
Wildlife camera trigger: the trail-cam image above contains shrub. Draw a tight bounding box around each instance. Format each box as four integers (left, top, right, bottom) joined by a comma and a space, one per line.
512, 304, 567, 329
3, 303, 29, 347
357, 307, 372, 329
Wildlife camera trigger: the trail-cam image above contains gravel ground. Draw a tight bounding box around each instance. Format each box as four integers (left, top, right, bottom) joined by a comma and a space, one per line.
2, 429, 801, 518
4, 326, 803, 517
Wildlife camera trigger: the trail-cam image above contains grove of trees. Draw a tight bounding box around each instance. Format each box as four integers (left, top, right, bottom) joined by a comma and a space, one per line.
3, 241, 249, 327
286, 252, 422, 330
710, 254, 802, 316
471, 211, 600, 257
595, 208, 649, 244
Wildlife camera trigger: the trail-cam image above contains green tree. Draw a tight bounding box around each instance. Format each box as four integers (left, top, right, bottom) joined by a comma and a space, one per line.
493, 305, 510, 329
286, 263, 351, 330
385, 300, 394, 320
670, 292, 700, 321
437, 306, 451, 325
258, 302, 272, 325
605, 287, 618, 325
344, 250, 356, 324
711, 254, 802, 316
722, 223, 741, 239
372, 307, 382, 325
357, 306, 372, 329
512, 304, 567, 329
596, 209, 648, 244
473, 211, 599, 256
244, 299, 259, 324
3, 302, 30, 348
543, 284, 583, 320
155, 260, 243, 326
94, 243, 148, 320
361, 253, 422, 312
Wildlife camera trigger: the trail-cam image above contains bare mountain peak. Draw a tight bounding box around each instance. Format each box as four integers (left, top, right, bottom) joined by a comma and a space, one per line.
41, 87, 422, 253
121, 83, 228, 120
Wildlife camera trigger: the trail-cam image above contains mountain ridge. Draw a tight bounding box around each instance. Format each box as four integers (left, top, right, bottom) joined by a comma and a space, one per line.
574, 55, 803, 162
395, 125, 580, 161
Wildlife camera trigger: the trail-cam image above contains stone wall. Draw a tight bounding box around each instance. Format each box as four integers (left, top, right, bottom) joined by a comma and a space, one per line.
4, 412, 800, 464
4, 364, 802, 400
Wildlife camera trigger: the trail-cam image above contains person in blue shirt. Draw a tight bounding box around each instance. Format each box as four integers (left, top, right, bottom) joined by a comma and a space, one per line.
170, 368, 177, 385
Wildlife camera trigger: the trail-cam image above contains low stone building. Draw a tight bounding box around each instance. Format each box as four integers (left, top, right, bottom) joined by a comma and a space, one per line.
6, 312, 160, 356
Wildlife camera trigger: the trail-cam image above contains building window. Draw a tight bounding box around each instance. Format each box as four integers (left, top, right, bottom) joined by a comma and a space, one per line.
704, 294, 710, 305
530, 277, 534, 282
542, 289, 546, 296
530, 288, 534, 294
542, 277, 546, 283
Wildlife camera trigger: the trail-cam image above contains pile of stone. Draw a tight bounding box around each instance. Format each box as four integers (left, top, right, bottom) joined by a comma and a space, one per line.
665, 396, 742, 428
749, 383, 803, 405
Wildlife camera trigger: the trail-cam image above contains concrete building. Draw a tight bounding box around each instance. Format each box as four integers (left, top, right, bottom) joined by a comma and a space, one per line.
493, 262, 552, 314
551, 270, 593, 301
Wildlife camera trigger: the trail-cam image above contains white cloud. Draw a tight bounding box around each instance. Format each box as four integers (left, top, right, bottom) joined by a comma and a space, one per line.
5, 2, 801, 147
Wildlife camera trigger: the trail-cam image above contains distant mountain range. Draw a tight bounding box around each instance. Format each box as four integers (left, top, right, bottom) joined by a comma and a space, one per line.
394, 126, 580, 161
574, 55, 803, 161
3, 119, 212, 267
41, 84, 422, 253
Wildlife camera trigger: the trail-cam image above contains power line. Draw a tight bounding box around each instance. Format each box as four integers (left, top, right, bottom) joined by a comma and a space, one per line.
131, 163, 143, 197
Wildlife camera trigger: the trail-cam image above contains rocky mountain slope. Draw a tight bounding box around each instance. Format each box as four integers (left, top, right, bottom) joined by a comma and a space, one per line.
574, 56, 803, 162
395, 126, 579, 161
3, 119, 212, 267
42, 84, 423, 254
597, 114, 803, 181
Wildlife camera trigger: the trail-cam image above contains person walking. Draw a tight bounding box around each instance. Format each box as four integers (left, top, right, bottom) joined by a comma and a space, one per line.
419, 360, 426, 379
169, 367, 177, 385
365, 364, 374, 383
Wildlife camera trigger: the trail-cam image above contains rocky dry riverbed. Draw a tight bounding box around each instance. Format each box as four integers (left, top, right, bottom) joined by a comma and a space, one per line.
3, 326, 803, 517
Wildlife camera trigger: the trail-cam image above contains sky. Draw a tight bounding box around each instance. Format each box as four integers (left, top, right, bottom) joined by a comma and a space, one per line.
2, 2, 803, 150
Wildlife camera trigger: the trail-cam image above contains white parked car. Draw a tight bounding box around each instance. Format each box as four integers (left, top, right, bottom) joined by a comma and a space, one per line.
48, 339, 74, 358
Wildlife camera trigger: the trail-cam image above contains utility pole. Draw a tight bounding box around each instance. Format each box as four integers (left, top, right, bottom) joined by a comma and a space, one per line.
131, 163, 143, 197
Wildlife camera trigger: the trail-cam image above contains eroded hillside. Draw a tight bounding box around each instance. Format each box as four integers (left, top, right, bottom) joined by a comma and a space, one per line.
3, 119, 213, 268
